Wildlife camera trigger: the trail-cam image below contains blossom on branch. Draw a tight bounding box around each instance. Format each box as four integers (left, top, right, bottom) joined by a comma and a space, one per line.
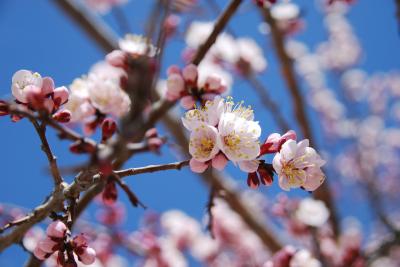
272, 139, 326, 191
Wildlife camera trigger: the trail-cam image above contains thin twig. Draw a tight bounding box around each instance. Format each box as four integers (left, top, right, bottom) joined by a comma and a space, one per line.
29, 118, 63, 185
112, 175, 146, 208
206, 186, 216, 237
115, 160, 190, 178
192, 0, 243, 65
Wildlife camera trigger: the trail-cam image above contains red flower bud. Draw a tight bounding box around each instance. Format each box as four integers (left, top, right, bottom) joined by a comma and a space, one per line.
102, 180, 118, 205
69, 141, 96, 154
101, 118, 117, 142
53, 110, 71, 123
247, 172, 260, 189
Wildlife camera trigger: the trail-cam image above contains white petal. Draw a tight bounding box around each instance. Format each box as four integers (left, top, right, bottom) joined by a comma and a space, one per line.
238, 160, 259, 173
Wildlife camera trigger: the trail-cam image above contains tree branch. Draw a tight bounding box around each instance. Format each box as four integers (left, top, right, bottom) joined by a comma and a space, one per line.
29, 118, 63, 185
192, 0, 243, 65
115, 160, 190, 178
260, 7, 340, 237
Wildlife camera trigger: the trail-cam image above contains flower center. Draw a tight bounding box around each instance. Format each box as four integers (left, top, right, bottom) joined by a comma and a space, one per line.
223, 133, 241, 151
281, 161, 305, 187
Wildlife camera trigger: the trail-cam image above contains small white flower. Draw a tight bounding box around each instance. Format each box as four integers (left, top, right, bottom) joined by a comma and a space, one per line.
217, 99, 261, 171
189, 123, 220, 162
119, 34, 158, 57
182, 96, 224, 130
271, 2, 300, 21
236, 38, 267, 73
185, 21, 214, 48
296, 198, 330, 227
273, 139, 326, 191
11, 70, 43, 103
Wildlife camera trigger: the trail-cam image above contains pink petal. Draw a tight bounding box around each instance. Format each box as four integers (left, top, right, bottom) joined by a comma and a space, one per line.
180, 96, 195, 109
106, 50, 127, 68
33, 246, 48, 260
167, 74, 185, 96
46, 221, 67, 238
182, 64, 198, 83
53, 86, 69, 106
211, 153, 228, 171
38, 237, 58, 253
238, 160, 260, 173
78, 247, 96, 265
41, 77, 55, 95
167, 65, 181, 75
189, 158, 208, 173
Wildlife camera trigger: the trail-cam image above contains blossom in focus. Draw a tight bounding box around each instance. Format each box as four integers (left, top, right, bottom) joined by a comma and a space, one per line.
33, 220, 96, 265
272, 139, 326, 191
295, 198, 330, 227
183, 96, 261, 173
11, 70, 43, 103
84, 0, 128, 14
10, 70, 71, 122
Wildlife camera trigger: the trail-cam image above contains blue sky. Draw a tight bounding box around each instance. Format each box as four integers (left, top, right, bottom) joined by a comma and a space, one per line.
0, 0, 399, 266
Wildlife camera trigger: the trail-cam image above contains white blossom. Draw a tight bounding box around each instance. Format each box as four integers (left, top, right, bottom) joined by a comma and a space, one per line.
296, 198, 330, 227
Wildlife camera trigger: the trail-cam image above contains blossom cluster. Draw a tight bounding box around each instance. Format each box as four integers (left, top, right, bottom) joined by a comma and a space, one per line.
165, 64, 227, 108
8, 70, 70, 123
33, 221, 96, 266
182, 96, 326, 191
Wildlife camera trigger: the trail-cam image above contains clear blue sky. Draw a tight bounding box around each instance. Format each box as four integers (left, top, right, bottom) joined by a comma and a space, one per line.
0, 0, 399, 266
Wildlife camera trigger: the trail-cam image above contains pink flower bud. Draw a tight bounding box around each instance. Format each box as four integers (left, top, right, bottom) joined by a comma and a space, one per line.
53, 86, 69, 106
182, 64, 198, 83
180, 96, 195, 109
247, 172, 260, 189
52, 110, 71, 123
101, 118, 117, 141
189, 158, 208, 173
260, 130, 297, 155
38, 237, 58, 253
73, 234, 88, 248
211, 153, 228, 171
106, 50, 128, 68
167, 65, 181, 75
205, 75, 221, 91
164, 14, 180, 36
148, 137, 164, 152
41, 77, 55, 96
33, 246, 48, 260
102, 181, 118, 205
167, 74, 185, 97
145, 128, 158, 139
258, 167, 273, 186
78, 247, 96, 265
46, 221, 67, 238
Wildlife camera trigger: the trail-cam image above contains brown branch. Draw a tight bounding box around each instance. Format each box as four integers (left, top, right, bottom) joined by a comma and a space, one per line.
112, 175, 146, 208
29, 118, 63, 185
53, 0, 118, 52
206, 186, 216, 237
7, 105, 96, 146
246, 74, 290, 132
0, 187, 65, 252
192, 0, 243, 65
260, 7, 340, 237
115, 160, 190, 178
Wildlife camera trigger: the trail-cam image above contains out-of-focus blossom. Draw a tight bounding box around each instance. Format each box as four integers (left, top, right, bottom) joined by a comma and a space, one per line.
295, 198, 330, 227
118, 34, 158, 57
165, 64, 229, 108
270, 1, 303, 35
272, 139, 326, 191
290, 249, 321, 267
84, 0, 127, 14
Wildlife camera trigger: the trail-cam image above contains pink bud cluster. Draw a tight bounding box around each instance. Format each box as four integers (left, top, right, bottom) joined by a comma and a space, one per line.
165, 64, 227, 109
10, 70, 70, 123
33, 221, 96, 266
